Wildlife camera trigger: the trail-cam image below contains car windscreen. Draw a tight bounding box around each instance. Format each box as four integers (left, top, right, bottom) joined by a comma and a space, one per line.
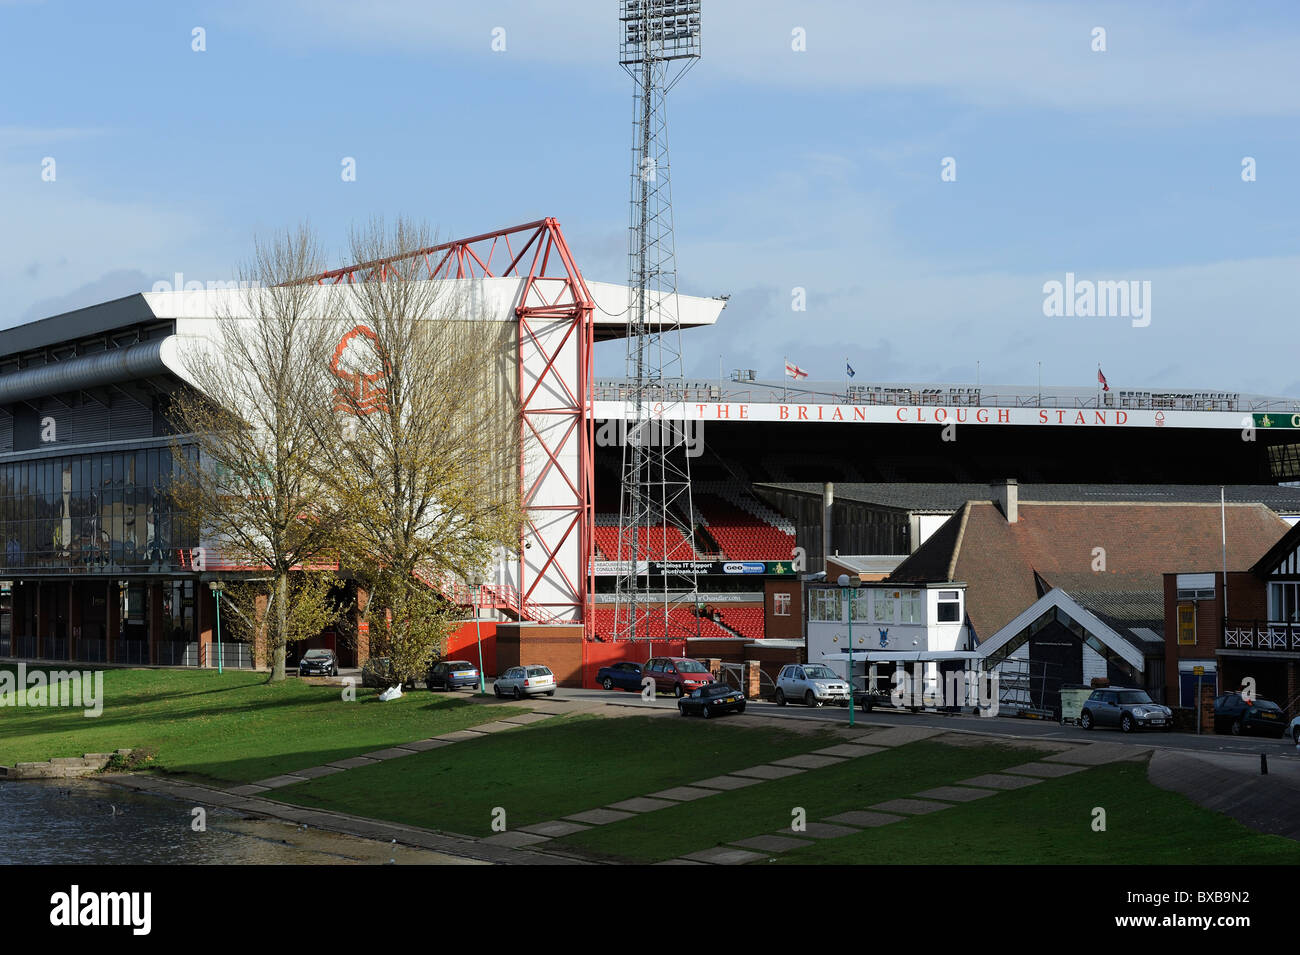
706, 683, 734, 695
1116, 691, 1153, 705
676, 659, 709, 673
804, 666, 838, 679
526, 667, 551, 676
304, 650, 331, 659
445, 662, 474, 669
1253, 700, 1281, 712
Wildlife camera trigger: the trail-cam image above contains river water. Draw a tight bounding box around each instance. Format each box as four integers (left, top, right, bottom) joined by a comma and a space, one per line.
0, 778, 480, 864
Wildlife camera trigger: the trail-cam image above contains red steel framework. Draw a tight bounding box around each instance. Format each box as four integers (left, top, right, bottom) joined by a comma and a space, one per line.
306, 219, 595, 632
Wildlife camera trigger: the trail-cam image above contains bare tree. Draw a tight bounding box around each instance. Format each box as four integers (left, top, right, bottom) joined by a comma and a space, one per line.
321, 217, 521, 683
168, 225, 344, 681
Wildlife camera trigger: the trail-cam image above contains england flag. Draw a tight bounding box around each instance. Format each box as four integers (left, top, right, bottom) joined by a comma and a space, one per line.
785, 359, 808, 380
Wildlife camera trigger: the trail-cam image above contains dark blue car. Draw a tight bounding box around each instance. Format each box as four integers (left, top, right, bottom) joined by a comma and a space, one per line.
597, 661, 643, 692
426, 660, 481, 692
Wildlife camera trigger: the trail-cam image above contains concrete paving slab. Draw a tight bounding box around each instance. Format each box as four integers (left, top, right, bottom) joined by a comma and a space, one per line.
868, 797, 953, 815
403, 738, 454, 752
1043, 743, 1150, 766
956, 773, 1043, 790
292, 765, 348, 780
432, 730, 487, 743
248, 774, 309, 789
850, 726, 945, 747
227, 784, 271, 796
647, 786, 719, 802
914, 785, 997, 802
500, 713, 554, 725
655, 859, 707, 865
823, 810, 905, 827
564, 808, 637, 825
607, 797, 677, 813
691, 774, 763, 791
518, 820, 592, 837
682, 846, 767, 865
326, 756, 380, 770
1149, 750, 1300, 841
774, 822, 858, 839
1002, 761, 1087, 778
480, 831, 553, 848
469, 721, 521, 734
812, 743, 887, 758
730, 834, 812, 853
770, 754, 846, 769
730, 764, 806, 780
363, 747, 418, 760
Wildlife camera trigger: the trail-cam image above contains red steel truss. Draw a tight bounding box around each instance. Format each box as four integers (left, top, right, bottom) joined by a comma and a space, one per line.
308, 219, 595, 631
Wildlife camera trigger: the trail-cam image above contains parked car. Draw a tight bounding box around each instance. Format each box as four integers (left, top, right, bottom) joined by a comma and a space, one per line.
774, 663, 851, 707
677, 681, 746, 719
643, 657, 714, 698
597, 661, 643, 692
361, 657, 416, 690
1213, 692, 1287, 738
1079, 687, 1173, 733
298, 648, 338, 677
493, 665, 556, 699
1288, 714, 1300, 745
427, 659, 480, 692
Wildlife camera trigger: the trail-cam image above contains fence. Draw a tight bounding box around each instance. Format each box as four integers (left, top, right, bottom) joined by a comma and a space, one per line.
156, 642, 200, 667
203, 642, 255, 669
114, 640, 150, 666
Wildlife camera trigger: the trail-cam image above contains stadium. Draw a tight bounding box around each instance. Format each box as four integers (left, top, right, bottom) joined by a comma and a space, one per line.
3, 215, 1300, 696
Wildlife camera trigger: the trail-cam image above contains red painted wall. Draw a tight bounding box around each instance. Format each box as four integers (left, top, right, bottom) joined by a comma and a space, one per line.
445, 620, 497, 675
581, 640, 688, 689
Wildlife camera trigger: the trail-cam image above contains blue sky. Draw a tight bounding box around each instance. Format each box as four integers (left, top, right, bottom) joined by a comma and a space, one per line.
2, 0, 1299, 393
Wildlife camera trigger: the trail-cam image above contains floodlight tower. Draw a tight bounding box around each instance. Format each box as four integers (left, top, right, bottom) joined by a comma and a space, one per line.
614, 0, 703, 646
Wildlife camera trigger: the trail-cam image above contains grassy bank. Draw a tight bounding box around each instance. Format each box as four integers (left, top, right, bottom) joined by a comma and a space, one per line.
275, 713, 841, 837
0, 667, 522, 784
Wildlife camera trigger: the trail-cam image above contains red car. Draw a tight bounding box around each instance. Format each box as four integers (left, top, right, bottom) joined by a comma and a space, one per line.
643, 656, 715, 698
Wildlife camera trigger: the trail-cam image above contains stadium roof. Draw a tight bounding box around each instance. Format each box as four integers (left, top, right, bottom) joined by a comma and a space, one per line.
760, 482, 1300, 516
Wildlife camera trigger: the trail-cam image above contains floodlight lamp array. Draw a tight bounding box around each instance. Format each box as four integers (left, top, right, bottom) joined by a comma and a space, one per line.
619, 0, 701, 64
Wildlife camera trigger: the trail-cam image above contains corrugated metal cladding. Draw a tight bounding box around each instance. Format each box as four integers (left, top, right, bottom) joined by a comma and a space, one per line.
36, 396, 155, 446
0, 410, 12, 453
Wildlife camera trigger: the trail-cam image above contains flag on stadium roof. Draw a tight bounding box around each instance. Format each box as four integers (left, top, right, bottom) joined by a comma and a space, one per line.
1098, 366, 1109, 392
846, 361, 856, 378
785, 359, 808, 380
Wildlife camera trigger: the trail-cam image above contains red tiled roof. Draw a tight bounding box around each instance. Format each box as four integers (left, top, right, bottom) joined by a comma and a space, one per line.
890, 501, 1290, 640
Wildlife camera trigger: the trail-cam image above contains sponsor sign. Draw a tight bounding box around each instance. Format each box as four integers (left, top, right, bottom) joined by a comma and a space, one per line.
590, 560, 795, 576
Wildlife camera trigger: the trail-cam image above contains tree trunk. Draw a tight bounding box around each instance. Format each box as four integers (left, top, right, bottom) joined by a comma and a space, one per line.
270, 571, 288, 682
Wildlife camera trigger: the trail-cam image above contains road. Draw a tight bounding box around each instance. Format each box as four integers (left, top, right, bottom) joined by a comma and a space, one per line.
554, 686, 1300, 762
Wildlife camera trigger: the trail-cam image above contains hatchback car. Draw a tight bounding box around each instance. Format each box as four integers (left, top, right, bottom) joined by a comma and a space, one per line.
1213, 692, 1287, 738
597, 661, 644, 692
642, 657, 714, 698
1079, 687, 1173, 732
774, 663, 851, 707
298, 648, 338, 677
493, 665, 556, 699
427, 660, 480, 692
677, 682, 746, 719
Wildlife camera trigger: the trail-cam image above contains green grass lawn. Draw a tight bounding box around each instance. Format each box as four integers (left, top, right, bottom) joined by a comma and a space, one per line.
551, 738, 1036, 862
772, 759, 1300, 865
274, 713, 841, 837
0, 667, 523, 784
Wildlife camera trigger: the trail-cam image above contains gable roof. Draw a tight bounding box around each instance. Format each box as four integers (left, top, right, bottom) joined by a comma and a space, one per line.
1249, 519, 1300, 578
889, 501, 1289, 640
976, 587, 1147, 672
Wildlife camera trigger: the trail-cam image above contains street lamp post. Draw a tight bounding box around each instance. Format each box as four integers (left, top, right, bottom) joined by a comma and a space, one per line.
208, 580, 224, 675
837, 573, 862, 727
472, 578, 487, 694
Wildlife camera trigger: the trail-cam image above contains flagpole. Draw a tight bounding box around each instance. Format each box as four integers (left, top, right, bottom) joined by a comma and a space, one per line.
783, 355, 788, 402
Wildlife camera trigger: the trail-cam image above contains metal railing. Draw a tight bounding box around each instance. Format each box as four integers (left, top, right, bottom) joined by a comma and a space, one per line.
114, 640, 150, 665
201, 642, 255, 669
1222, 621, 1300, 652
593, 379, 1300, 414
156, 641, 200, 667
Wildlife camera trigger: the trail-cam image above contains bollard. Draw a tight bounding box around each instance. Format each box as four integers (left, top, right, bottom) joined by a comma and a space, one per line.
1261, 753, 1268, 775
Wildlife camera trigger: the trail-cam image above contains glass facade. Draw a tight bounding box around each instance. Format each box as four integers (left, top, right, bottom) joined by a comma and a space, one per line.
0, 446, 196, 574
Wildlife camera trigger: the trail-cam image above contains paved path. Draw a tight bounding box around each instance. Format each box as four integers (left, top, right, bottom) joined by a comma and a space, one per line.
1148, 749, 1300, 841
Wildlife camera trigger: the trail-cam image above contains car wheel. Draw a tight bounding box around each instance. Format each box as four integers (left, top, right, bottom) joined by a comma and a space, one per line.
1231, 719, 1243, 736
674, 684, 685, 699
602, 677, 614, 691
546, 690, 555, 697
678, 704, 688, 717
1293, 727, 1300, 744
774, 689, 786, 706
736, 703, 745, 714
1080, 710, 1093, 730
493, 685, 501, 698
702, 704, 712, 719
332, 667, 338, 677
804, 690, 820, 708
1120, 713, 1134, 733
514, 686, 524, 700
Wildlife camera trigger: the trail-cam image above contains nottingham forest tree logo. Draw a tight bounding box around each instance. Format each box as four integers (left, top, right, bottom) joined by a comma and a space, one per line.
330, 325, 391, 415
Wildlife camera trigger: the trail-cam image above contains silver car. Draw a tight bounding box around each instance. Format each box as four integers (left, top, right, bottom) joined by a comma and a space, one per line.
493, 664, 556, 699
775, 664, 851, 707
